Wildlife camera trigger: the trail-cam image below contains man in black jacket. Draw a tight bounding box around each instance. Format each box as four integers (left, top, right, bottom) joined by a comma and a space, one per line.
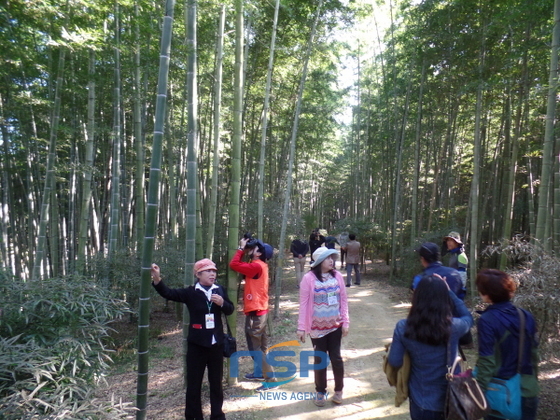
151, 259, 234, 420
290, 238, 309, 283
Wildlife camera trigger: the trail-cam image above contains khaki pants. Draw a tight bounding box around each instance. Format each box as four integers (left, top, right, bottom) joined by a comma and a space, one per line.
293, 257, 306, 283
245, 312, 275, 380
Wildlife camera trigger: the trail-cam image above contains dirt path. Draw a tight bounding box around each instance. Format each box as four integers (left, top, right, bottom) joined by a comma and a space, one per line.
97, 261, 414, 419
224, 280, 411, 420
97, 259, 560, 419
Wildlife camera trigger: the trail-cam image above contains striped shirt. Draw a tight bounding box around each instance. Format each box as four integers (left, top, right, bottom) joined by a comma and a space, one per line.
310, 273, 342, 338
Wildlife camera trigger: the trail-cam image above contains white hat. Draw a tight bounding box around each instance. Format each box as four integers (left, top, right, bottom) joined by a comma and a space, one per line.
310, 247, 339, 268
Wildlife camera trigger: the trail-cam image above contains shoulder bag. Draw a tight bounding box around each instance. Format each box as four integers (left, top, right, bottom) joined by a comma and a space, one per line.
222, 313, 237, 358
484, 307, 525, 420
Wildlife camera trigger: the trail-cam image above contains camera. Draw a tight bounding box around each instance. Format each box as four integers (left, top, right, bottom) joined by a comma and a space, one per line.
245, 239, 259, 249
243, 232, 258, 249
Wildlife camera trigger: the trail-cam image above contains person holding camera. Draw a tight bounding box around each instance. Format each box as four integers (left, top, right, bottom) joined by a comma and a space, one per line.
229, 235, 277, 391
150, 259, 234, 420
309, 229, 325, 263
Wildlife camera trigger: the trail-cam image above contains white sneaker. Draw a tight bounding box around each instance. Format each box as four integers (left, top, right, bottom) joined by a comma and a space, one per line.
332, 391, 343, 404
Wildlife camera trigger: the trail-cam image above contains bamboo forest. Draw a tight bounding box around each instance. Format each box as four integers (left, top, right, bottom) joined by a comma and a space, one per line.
1, 0, 560, 418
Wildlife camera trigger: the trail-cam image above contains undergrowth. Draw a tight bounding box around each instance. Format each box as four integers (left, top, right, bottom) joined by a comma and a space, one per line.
0, 273, 135, 419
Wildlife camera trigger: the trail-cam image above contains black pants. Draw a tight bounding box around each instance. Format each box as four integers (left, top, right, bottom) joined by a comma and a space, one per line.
310, 326, 344, 394
185, 341, 225, 420
310, 247, 319, 262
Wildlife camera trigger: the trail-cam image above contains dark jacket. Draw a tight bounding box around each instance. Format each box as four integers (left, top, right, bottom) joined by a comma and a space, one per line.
309, 234, 325, 255
411, 262, 465, 299
290, 239, 309, 257
324, 236, 339, 249
153, 281, 234, 347
476, 301, 539, 397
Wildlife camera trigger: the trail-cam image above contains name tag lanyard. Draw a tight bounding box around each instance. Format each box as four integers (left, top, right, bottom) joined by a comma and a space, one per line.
205, 298, 215, 329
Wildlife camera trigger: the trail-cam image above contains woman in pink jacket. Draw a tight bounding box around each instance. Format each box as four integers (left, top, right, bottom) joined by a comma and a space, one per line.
296, 247, 350, 407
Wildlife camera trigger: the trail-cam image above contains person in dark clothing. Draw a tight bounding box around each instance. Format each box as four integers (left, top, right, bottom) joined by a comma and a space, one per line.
411, 242, 473, 349
475, 269, 539, 420
389, 275, 473, 420
410, 242, 464, 299
290, 238, 309, 283
324, 235, 339, 249
308, 229, 325, 263
441, 232, 472, 346
339, 231, 349, 269
151, 259, 234, 420
442, 231, 468, 290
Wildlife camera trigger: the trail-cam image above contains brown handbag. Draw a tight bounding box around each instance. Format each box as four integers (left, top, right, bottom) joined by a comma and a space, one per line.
445, 356, 490, 420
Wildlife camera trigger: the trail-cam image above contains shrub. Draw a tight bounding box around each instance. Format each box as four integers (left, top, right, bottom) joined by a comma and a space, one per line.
88, 246, 189, 313
0, 274, 134, 418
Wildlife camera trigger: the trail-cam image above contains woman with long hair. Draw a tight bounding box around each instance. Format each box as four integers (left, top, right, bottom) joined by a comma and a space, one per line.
475, 269, 539, 420
297, 247, 349, 407
388, 274, 473, 420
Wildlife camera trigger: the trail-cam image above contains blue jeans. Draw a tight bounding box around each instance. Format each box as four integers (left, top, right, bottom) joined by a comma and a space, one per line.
486, 396, 538, 420
409, 398, 444, 420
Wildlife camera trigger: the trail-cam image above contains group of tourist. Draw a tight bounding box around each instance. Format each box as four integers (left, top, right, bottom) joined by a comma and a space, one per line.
147, 229, 539, 420
291, 229, 361, 286
392, 232, 539, 420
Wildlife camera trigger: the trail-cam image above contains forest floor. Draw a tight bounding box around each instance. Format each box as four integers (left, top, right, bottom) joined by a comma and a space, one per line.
96, 258, 560, 420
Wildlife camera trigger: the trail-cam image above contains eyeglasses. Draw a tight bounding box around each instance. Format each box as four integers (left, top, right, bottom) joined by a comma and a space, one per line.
198, 269, 217, 274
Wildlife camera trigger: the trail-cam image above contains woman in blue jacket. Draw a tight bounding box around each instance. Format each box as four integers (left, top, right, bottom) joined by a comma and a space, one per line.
475, 269, 539, 420
388, 274, 473, 420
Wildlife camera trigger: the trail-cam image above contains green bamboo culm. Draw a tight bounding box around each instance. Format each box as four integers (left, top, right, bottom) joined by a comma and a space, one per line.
31, 48, 66, 281
469, 49, 485, 298
108, 1, 122, 263
76, 50, 96, 275
535, 0, 560, 246
183, 0, 198, 386
206, 4, 226, 260
134, 0, 146, 255
274, 0, 322, 318
257, 0, 280, 239
136, 0, 175, 418
225, 0, 244, 386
